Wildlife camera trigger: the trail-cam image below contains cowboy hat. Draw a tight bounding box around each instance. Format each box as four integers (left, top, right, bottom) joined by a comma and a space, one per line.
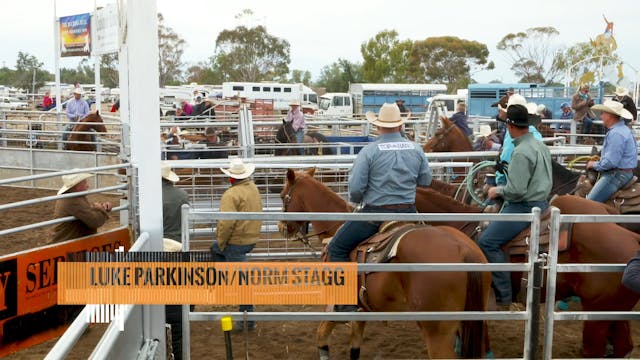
365, 103, 405, 128
592, 100, 634, 119
505, 104, 531, 127
289, 100, 300, 106
560, 102, 570, 109
477, 125, 493, 137
498, 94, 527, 112
220, 158, 256, 179
615, 87, 629, 97
73, 88, 83, 95
58, 172, 93, 195
526, 102, 542, 126
161, 164, 180, 182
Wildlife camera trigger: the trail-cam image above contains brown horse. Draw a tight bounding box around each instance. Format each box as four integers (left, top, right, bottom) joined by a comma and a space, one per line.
414, 188, 640, 357
280, 168, 490, 359
422, 116, 472, 153
65, 111, 107, 151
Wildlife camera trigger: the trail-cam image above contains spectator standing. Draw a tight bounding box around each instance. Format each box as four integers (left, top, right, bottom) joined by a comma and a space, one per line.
555, 102, 574, 131
161, 164, 190, 241
212, 159, 263, 331
198, 127, 228, 159
571, 84, 596, 134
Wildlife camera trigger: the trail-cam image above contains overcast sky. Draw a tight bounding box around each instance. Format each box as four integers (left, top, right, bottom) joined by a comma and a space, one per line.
1, 0, 638, 86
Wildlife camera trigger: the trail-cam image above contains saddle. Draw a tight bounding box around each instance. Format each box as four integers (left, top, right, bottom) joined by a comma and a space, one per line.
322, 221, 426, 312
502, 208, 572, 257
606, 176, 640, 214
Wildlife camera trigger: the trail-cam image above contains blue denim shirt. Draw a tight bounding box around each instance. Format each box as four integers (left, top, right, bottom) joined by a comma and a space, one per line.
66, 98, 90, 122
349, 132, 432, 206
594, 121, 638, 171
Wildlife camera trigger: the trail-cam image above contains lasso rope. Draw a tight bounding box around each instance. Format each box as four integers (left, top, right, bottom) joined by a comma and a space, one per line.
567, 155, 600, 170
464, 160, 497, 206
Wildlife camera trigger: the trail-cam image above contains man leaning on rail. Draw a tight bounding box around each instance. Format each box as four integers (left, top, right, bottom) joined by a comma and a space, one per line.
327, 103, 432, 313
479, 103, 552, 310
50, 171, 112, 243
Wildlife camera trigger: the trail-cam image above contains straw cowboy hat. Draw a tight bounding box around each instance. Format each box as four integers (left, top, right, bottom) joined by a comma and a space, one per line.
58, 172, 93, 195
615, 86, 629, 97
161, 164, 180, 182
73, 87, 83, 95
592, 100, 634, 119
220, 158, 256, 179
289, 100, 300, 106
365, 103, 405, 128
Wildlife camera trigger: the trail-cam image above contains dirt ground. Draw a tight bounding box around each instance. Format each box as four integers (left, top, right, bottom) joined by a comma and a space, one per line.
3, 186, 640, 359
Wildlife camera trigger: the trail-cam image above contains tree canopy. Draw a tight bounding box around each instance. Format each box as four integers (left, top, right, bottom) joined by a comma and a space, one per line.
158, 13, 186, 86
360, 30, 413, 83
409, 36, 493, 92
496, 27, 563, 84
315, 59, 363, 92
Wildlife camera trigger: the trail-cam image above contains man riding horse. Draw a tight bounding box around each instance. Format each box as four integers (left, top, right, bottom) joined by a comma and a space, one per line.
585, 100, 637, 202
480, 102, 553, 309
327, 103, 432, 313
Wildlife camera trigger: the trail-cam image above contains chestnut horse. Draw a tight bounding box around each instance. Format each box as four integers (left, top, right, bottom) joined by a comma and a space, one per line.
65, 111, 107, 151
414, 188, 640, 357
280, 168, 490, 359
422, 116, 472, 153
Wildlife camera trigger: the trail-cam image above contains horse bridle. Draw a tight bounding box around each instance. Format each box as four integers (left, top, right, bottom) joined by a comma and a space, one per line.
282, 178, 340, 250
427, 125, 456, 150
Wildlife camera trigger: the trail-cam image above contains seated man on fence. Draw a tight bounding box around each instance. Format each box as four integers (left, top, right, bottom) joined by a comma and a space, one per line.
50, 171, 112, 243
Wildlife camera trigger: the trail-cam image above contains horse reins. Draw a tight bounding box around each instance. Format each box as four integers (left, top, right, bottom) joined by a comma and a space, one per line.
282, 178, 341, 251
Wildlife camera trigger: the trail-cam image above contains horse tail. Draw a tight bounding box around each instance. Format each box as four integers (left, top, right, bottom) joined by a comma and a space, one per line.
460, 253, 486, 358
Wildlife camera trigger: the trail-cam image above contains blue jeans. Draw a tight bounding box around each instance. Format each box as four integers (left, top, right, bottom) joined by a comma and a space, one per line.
587, 170, 634, 203
582, 116, 594, 134
295, 128, 304, 155
327, 205, 417, 262
478, 201, 548, 304
211, 242, 256, 316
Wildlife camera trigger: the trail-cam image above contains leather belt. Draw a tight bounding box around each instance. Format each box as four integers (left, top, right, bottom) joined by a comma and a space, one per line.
367, 203, 415, 210
615, 168, 635, 172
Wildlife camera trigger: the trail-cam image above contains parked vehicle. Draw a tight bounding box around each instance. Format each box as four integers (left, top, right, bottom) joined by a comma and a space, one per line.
0, 96, 28, 110
221, 82, 317, 113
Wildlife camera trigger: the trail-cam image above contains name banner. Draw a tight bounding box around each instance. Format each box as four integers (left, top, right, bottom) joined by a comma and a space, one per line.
58, 262, 357, 305
60, 13, 91, 57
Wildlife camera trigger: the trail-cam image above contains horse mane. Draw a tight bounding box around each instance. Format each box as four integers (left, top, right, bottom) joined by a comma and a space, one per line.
551, 160, 582, 195
416, 187, 481, 213
294, 172, 351, 211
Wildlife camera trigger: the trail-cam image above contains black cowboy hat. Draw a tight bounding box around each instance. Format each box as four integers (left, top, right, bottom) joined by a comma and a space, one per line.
506, 104, 532, 127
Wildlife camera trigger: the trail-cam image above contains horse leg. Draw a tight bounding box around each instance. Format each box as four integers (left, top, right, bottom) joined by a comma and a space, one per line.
348, 321, 365, 360
609, 320, 633, 357
316, 320, 336, 360
418, 321, 458, 359
582, 320, 610, 357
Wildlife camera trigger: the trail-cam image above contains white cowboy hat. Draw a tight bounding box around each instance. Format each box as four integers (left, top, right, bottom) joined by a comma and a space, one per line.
163, 238, 183, 252
477, 125, 493, 137
592, 100, 634, 119
58, 172, 93, 195
161, 164, 180, 182
73, 88, 83, 95
615, 86, 629, 97
289, 100, 300, 106
498, 94, 527, 112
365, 103, 405, 128
220, 158, 255, 179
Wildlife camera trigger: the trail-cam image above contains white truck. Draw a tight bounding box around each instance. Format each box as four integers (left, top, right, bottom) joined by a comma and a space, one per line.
221, 82, 318, 113
0, 96, 28, 110
316, 93, 354, 117
426, 93, 467, 117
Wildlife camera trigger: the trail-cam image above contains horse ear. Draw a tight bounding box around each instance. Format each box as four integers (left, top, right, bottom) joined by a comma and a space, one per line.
286, 168, 296, 184
591, 146, 598, 156
95, 110, 99, 115
440, 116, 452, 128
307, 167, 316, 177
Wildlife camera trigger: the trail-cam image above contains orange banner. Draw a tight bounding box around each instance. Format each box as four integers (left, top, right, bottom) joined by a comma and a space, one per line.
0, 227, 130, 357
58, 262, 357, 305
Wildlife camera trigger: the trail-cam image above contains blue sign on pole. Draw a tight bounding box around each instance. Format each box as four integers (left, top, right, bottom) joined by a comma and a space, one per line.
59, 13, 91, 57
